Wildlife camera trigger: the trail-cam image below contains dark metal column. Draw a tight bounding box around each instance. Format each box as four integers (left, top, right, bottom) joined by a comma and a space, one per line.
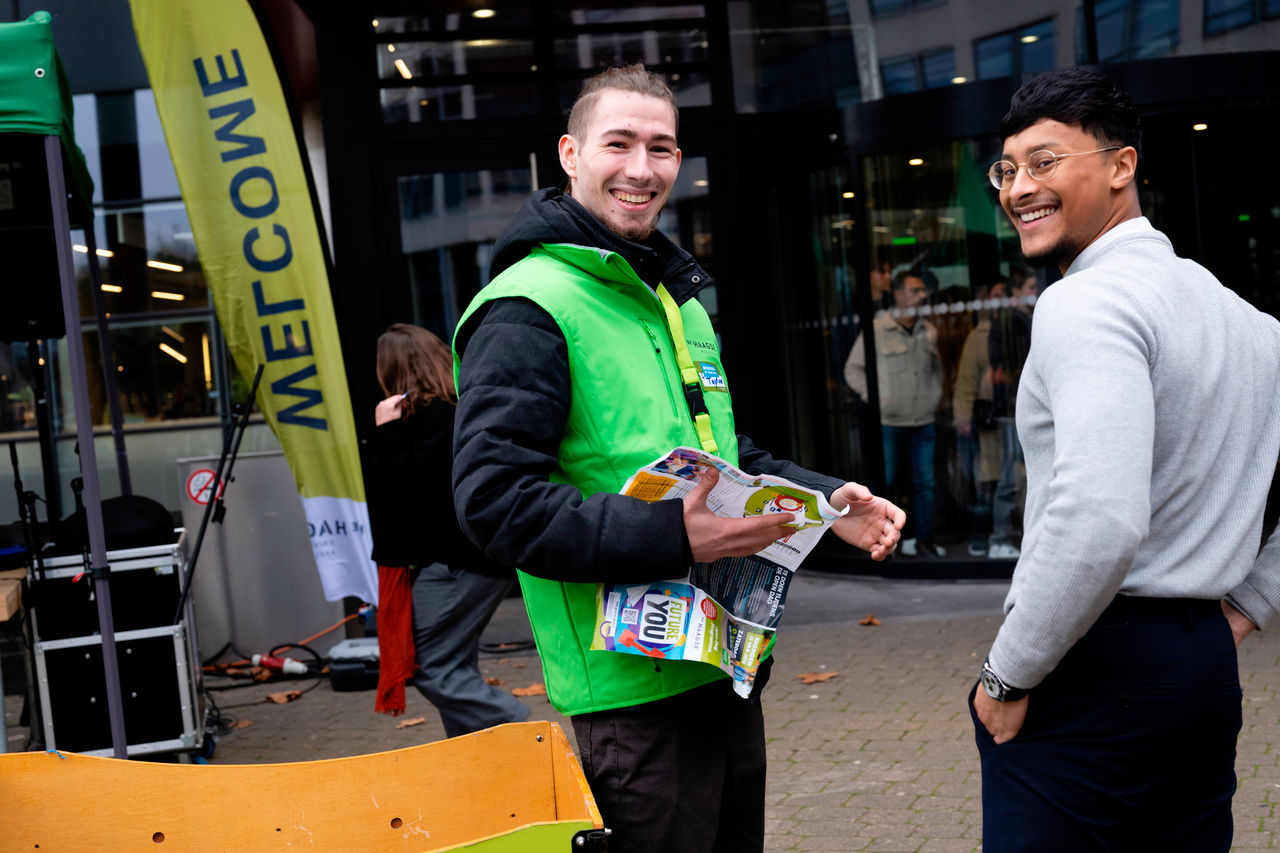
44, 135, 127, 759
83, 227, 131, 495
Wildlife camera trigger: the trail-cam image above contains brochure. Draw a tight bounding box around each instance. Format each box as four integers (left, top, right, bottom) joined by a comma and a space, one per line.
591, 447, 846, 698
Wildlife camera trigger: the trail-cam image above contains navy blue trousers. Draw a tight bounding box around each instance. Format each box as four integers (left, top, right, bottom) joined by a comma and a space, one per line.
972, 597, 1243, 852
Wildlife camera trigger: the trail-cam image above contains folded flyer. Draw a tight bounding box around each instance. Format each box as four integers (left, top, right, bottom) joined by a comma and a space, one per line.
591, 447, 846, 698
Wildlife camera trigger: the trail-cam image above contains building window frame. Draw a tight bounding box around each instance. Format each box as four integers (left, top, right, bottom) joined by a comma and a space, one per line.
973, 18, 1058, 81
1204, 0, 1279, 35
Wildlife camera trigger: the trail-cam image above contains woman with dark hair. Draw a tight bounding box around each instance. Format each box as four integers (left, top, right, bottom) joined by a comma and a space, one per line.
362, 323, 529, 736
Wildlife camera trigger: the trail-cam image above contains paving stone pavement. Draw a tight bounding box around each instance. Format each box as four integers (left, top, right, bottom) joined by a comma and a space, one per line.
8, 609, 1280, 851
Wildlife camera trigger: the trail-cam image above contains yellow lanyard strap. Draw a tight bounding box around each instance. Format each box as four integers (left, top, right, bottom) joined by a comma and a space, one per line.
656, 284, 718, 455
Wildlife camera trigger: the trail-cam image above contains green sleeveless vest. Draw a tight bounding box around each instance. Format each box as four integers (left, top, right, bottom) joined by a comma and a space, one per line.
454, 243, 742, 715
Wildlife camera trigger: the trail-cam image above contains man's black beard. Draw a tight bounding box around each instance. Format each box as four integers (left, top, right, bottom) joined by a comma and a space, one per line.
607, 208, 662, 243
1023, 233, 1078, 270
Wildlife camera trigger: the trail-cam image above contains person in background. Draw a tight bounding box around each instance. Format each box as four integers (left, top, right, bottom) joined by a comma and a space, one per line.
846, 267, 946, 558
953, 282, 1001, 556
362, 323, 530, 736
987, 270, 1036, 559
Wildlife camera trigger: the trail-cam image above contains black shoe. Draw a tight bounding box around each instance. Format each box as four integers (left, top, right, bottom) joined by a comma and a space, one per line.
919, 538, 947, 559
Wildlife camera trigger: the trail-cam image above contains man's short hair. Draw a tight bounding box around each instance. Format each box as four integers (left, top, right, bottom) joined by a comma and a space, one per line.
999, 68, 1142, 164
566, 63, 679, 142
891, 266, 938, 291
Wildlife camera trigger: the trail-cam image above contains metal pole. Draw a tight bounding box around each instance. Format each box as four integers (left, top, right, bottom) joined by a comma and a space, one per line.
44, 135, 127, 759
1083, 0, 1100, 65
83, 228, 131, 495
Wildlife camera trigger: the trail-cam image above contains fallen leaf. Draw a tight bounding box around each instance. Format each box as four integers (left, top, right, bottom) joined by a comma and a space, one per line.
859, 613, 881, 626
511, 683, 546, 697
510, 663, 526, 669
396, 716, 427, 729
225, 667, 246, 677
484, 677, 506, 686
250, 666, 272, 682
321, 665, 330, 674
497, 658, 510, 664
265, 690, 302, 704
230, 719, 254, 730
796, 672, 840, 685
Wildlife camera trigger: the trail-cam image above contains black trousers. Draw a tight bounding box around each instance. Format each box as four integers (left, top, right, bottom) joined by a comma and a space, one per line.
571, 657, 772, 853
972, 597, 1243, 852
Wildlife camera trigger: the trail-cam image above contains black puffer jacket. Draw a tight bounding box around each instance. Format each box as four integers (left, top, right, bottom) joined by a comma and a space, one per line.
451, 189, 845, 585
362, 399, 511, 577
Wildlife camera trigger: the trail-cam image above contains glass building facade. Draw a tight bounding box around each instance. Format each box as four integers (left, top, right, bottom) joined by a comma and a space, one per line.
5, 0, 1278, 574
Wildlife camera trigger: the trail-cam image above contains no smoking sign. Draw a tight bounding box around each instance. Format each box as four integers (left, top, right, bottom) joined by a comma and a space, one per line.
185, 468, 224, 505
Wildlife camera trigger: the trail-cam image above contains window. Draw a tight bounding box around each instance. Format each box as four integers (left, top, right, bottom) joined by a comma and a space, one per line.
375, 4, 540, 123
880, 48, 958, 96
1079, 0, 1180, 62
869, 0, 947, 20
974, 19, 1057, 81
551, 2, 713, 109
1204, 0, 1278, 33
728, 1, 862, 113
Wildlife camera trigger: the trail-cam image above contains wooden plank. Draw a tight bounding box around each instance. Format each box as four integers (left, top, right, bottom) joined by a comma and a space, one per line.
549, 721, 603, 827
0, 567, 25, 581
0, 721, 596, 851
0, 578, 19, 622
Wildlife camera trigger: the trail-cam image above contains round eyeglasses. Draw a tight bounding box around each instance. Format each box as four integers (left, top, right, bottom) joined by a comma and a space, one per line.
988, 147, 1122, 190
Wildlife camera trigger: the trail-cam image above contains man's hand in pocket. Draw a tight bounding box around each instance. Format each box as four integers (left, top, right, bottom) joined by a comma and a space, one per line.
974, 688, 1029, 745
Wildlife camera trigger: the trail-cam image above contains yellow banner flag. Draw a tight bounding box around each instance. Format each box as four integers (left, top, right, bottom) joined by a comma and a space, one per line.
128, 0, 377, 603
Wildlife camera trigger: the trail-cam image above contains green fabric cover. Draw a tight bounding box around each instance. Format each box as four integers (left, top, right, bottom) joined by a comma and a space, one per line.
0, 11, 95, 210
455, 242, 745, 716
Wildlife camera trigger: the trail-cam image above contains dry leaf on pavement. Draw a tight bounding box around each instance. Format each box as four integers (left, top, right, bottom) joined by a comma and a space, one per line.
510, 663, 526, 669
497, 658, 510, 664
796, 672, 839, 685
859, 613, 881, 626
250, 666, 272, 682
396, 716, 427, 729
229, 719, 254, 730
265, 690, 302, 704
511, 683, 547, 697
484, 677, 506, 686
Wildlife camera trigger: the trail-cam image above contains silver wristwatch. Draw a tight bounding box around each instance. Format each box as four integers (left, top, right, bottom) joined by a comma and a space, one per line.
980, 658, 1028, 702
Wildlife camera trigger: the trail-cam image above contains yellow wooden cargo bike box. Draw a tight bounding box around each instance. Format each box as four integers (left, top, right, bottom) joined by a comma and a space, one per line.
0, 721, 605, 852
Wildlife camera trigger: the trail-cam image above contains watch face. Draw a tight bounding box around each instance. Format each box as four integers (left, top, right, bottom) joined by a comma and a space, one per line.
981, 670, 1001, 698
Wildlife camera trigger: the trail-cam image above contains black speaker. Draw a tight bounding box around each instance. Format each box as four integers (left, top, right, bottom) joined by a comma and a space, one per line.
0, 131, 76, 343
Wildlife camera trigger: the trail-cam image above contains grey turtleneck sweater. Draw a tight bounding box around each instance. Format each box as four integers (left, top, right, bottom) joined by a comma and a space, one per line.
988, 217, 1280, 690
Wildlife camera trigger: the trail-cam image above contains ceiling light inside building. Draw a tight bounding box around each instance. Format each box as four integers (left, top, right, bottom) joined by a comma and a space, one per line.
473, 8, 496, 17
908, 158, 924, 166
147, 260, 183, 272
151, 291, 185, 301
162, 325, 186, 343
843, 191, 855, 198
372, 19, 379, 27
387, 44, 396, 52
1194, 123, 1208, 131
952, 76, 966, 84
695, 180, 708, 186
101, 284, 122, 293
159, 343, 188, 364
1020, 35, 1039, 43
394, 58, 412, 79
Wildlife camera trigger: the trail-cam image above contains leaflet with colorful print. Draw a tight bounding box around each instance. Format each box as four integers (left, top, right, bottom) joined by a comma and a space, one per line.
590, 448, 846, 697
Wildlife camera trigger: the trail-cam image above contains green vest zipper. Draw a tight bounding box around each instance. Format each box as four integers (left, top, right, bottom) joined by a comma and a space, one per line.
641, 319, 680, 421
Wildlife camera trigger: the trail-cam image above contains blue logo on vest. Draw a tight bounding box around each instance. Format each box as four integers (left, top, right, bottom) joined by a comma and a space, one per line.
696, 361, 727, 392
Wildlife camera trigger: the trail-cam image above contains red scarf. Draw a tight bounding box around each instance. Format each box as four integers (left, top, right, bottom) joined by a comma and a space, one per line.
374, 565, 417, 715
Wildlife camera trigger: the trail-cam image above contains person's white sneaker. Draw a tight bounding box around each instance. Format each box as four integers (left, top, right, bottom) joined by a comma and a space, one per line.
900, 537, 918, 557
989, 543, 1022, 559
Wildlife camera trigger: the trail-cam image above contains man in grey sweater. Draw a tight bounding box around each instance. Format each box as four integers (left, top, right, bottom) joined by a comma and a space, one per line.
969, 68, 1280, 851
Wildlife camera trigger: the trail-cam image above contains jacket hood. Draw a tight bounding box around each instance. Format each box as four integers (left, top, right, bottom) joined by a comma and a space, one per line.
489, 187, 711, 305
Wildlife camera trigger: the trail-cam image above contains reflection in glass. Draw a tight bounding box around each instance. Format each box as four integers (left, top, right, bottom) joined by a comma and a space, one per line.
728, 1, 862, 113
556, 72, 711, 109
71, 94, 103, 205
879, 48, 957, 96
1205, 0, 1257, 33
856, 140, 1045, 559
381, 83, 540, 122
775, 166, 865, 483
396, 168, 532, 339
134, 89, 182, 200
373, 6, 533, 33
0, 343, 38, 434
552, 4, 706, 24
375, 39, 535, 79
72, 205, 207, 313
52, 318, 221, 431
974, 19, 1057, 81
554, 29, 709, 68
1080, 0, 1180, 62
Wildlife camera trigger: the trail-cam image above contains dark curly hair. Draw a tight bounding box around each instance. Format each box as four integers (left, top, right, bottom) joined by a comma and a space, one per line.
999, 68, 1141, 164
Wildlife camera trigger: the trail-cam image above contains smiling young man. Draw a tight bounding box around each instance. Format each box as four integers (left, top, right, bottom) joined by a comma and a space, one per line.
449, 64, 904, 853
969, 68, 1280, 851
